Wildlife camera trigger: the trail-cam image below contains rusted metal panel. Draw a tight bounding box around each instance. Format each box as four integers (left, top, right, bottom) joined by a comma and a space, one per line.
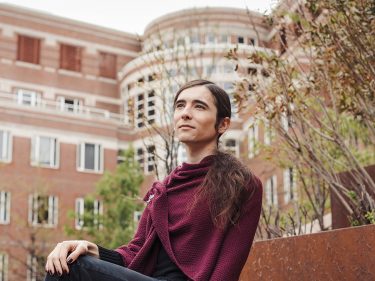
331, 165, 375, 229
240, 225, 375, 281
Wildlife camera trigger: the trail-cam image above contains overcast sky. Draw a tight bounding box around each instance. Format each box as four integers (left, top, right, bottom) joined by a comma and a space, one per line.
2, 0, 278, 34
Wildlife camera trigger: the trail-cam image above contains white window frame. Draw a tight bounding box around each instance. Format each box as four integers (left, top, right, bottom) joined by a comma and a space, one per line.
266, 175, 278, 206
135, 147, 144, 171
16, 89, 40, 107
146, 145, 155, 173
57, 96, 82, 113
0, 191, 10, 225
189, 34, 200, 45
281, 112, 290, 131
0, 252, 8, 281
223, 138, 239, 157
75, 198, 102, 230
29, 194, 58, 227
219, 34, 230, 44
205, 33, 216, 44
264, 120, 276, 145
134, 91, 156, 129
0, 130, 12, 163
284, 167, 298, 204
135, 93, 145, 128
77, 143, 103, 173
248, 120, 259, 159
31, 136, 59, 168
27, 255, 45, 281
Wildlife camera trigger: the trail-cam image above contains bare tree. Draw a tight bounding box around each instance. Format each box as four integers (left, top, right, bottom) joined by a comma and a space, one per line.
230, 0, 375, 237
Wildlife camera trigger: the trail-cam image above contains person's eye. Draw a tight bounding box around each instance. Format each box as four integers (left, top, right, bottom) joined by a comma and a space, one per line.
175, 103, 184, 109
195, 104, 205, 109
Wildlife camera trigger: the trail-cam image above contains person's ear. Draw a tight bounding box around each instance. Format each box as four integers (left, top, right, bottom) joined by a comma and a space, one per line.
218, 117, 230, 134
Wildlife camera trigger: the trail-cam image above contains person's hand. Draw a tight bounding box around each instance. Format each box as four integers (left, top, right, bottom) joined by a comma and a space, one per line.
45, 240, 99, 276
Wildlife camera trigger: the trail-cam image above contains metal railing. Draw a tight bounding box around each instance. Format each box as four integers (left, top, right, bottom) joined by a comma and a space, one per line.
0, 90, 126, 124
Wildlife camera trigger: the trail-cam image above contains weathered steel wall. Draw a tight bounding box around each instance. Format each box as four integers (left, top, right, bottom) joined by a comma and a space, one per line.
331, 165, 375, 229
240, 225, 375, 281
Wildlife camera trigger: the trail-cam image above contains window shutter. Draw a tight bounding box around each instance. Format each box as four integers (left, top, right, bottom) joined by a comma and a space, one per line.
60, 44, 82, 71
99, 52, 116, 79
17, 35, 40, 64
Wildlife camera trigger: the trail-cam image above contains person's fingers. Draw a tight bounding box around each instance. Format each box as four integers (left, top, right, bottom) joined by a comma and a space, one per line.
49, 242, 65, 276
46, 243, 61, 275
66, 241, 88, 265
45, 259, 54, 275
58, 242, 71, 274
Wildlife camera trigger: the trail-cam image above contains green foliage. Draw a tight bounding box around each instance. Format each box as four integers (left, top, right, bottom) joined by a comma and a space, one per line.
65, 148, 144, 248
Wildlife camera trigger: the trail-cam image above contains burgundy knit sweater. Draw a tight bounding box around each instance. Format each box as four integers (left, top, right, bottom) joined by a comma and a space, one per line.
115, 155, 262, 281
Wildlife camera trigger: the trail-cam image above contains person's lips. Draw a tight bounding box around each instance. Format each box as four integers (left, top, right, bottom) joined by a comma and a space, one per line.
179, 124, 195, 129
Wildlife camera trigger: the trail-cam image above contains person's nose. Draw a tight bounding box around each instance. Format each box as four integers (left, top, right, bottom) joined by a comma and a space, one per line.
181, 106, 192, 120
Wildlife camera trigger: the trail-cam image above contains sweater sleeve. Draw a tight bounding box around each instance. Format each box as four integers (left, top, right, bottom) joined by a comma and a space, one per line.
97, 245, 124, 266
209, 176, 263, 281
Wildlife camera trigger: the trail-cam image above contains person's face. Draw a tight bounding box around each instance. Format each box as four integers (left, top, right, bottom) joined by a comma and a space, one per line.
173, 86, 228, 147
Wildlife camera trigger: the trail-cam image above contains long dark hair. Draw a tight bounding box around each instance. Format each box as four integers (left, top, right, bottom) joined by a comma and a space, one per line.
174, 79, 255, 229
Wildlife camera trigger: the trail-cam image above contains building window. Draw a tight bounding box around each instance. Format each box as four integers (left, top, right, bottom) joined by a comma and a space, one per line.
219, 34, 230, 44
248, 120, 259, 159
266, 175, 278, 206
57, 97, 82, 113
247, 67, 257, 75
281, 112, 292, 131
16, 89, 40, 107
176, 37, 186, 46
124, 97, 134, 126
223, 139, 239, 157
223, 64, 233, 74
135, 146, 155, 173
238, 36, 244, 44
27, 255, 45, 281
190, 34, 200, 44
284, 167, 297, 204
133, 210, 142, 228
205, 65, 216, 76
17, 35, 40, 64
117, 149, 125, 164
248, 37, 255, 46
60, 43, 82, 72
146, 145, 155, 172
29, 194, 58, 227
134, 91, 156, 128
99, 52, 117, 79
136, 147, 144, 171
0, 252, 8, 281
77, 143, 103, 172
147, 91, 156, 125
0, 130, 11, 163
206, 33, 216, 44
0, 191, 10, 225
75, 198, 102, 230
31, 136, 58, 168
264, 120, 276, 145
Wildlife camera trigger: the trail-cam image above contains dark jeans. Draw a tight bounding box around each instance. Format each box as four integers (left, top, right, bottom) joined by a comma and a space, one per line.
44, 255, 165, 281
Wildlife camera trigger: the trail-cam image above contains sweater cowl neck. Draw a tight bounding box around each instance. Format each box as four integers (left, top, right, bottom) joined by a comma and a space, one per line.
178, 154, 216, 171
164, 154, 215, 188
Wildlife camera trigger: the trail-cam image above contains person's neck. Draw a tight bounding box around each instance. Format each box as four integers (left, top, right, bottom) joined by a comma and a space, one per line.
185, 143, 217, 164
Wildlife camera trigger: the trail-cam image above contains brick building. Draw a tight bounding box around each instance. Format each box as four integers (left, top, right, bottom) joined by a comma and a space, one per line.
0, 3, 299, 280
